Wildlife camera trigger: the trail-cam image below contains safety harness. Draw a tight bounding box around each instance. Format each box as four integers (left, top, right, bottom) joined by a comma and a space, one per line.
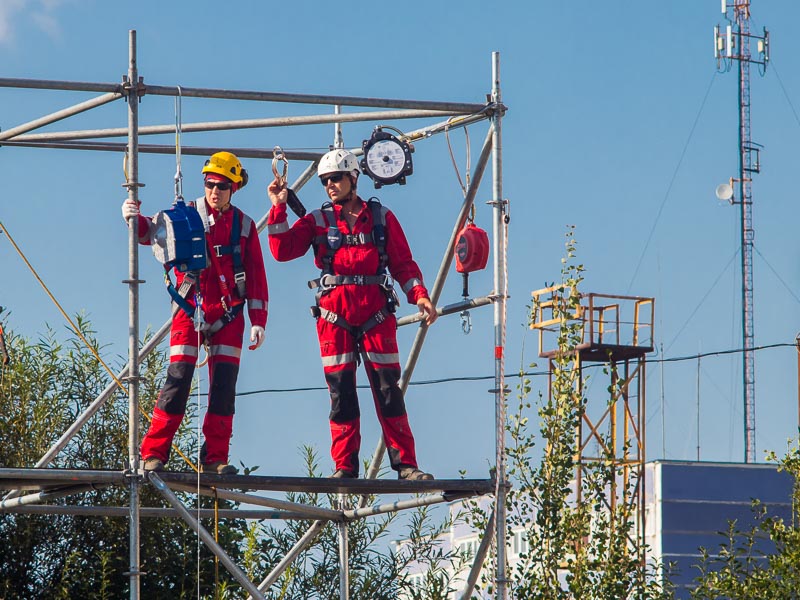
308, 198, 399, 351
166, 200, 247, 336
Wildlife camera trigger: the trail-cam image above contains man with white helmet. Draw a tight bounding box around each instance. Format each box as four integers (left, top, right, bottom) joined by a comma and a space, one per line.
267, 149, 436, 480
122, 151, 269, 475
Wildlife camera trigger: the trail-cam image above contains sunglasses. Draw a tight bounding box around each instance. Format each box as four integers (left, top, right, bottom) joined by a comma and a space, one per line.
320, 173, 345, 186
205, 180, 232, 191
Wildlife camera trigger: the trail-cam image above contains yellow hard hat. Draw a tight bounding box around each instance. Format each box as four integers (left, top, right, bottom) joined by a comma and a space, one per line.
202, 151, 248, 186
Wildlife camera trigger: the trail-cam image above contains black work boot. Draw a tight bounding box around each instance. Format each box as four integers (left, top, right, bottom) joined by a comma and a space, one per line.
398, 466, 434, 481
143, 457, 165, 472
331, 469, 358, 478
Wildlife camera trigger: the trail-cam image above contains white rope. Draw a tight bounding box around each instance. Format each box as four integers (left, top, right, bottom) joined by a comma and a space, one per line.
195, 328, 202, 599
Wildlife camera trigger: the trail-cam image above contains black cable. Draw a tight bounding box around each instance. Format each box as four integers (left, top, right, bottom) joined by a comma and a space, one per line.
212, 342, 797, 399
626, 71, 718, 293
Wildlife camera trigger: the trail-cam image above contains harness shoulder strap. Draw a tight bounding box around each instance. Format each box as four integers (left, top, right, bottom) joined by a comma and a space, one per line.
367, 198, 388, 273
230, 208, 246, 299
317, 203, 338, 275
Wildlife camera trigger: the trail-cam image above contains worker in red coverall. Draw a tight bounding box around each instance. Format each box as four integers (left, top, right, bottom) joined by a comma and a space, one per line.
122, 151, 268, 475
267, 149, 436, 480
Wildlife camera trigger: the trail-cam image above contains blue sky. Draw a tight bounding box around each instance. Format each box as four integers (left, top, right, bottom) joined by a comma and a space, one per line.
2, 1, 800, 480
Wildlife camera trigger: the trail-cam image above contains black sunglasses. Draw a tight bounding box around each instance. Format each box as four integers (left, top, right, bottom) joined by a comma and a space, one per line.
320, 173, 345, 186
205, 180, 232, 191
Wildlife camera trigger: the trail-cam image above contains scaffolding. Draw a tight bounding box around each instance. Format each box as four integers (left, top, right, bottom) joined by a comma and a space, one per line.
0, 31, 509, 599
530, 288, 655, 564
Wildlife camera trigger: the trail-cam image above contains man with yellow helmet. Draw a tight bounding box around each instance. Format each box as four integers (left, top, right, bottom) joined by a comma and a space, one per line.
122, 151, 268, 475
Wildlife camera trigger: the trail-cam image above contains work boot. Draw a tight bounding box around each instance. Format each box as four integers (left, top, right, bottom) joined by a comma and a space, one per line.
331, 469, 358, 479
398, 466, 434, 481
201, 462, 238, 475
143, 457, 165, 472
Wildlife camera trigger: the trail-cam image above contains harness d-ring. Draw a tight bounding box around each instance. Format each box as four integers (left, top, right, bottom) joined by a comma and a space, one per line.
197, 341, 209, 368
272, 145, 288, 186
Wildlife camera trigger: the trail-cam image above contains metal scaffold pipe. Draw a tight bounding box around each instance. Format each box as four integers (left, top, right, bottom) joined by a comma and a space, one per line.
0, 76, 486, 112
0, 91, 123, 141
490, 50, 508, 600
148, 474, 267, 600
124, 29, 142, 600
10, 109, 459, 142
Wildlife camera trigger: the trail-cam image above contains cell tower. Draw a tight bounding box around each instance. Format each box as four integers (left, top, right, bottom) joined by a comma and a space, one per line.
713, 0, 769, 463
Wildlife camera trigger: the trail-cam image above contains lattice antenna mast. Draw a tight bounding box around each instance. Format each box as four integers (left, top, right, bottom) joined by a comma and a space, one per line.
714, 0, 769, 463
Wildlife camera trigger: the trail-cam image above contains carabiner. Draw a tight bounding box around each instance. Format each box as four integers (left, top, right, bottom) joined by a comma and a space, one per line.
272, 145, 288, 186
460, 309, 472, 335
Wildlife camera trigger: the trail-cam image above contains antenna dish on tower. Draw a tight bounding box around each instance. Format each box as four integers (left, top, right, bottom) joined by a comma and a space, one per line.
715, 182, 734, 202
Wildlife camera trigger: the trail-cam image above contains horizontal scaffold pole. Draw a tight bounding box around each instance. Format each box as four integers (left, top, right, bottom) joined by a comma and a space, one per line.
0, 483, 104, 510
0, 139, 324, 160
0, 77, 486, 112
0, 91, 123, 141
11, 109, 461, 142
2, 505, 311, 520
0, 468, 495, 496
167, 482, 342, 521
397, 295, 497, 327
343, 490, 478, 522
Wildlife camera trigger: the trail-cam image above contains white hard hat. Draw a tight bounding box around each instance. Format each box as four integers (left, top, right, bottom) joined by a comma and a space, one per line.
318, 149, 360, 178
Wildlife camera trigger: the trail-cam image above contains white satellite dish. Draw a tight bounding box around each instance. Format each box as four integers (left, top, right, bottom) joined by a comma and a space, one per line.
715, 182, 734, 201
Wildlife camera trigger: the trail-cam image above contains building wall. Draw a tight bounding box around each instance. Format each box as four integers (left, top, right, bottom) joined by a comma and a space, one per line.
397, 461, 793, 598
645, 461, 793, 599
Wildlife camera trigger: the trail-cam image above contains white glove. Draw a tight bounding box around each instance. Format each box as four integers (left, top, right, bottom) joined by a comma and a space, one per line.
122, 198, 140, 221
248, 325, 265, 350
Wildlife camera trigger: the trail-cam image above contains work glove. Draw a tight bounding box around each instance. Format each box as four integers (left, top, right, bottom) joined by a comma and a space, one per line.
122, 198, 140, 221
248, 325, 265, 350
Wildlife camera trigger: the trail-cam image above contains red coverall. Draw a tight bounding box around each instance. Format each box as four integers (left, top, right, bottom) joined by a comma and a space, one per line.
135, 198, 268, 465
267, 197, 428, 475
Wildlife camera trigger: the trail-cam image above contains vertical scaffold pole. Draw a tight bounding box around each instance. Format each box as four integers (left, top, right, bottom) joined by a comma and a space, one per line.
490, 51, 508, 600
124, 29, 142, 600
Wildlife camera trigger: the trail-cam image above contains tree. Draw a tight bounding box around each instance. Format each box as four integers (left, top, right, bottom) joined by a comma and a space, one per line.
0, 316, 250, 599
0, 317, 466, 599
243, 446, 468, 599
466, 228, 672, 599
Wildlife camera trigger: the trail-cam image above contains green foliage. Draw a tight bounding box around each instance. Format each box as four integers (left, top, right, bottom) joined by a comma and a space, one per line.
0, 317, 250, 599
0, 317, 475, 600
247, 446, 467, 599
690, 439, 800, 599
467, 228, 671, 599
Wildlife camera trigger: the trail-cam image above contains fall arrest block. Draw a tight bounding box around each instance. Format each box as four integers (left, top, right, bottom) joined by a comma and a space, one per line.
454, 221, 490, 334
150, 201, 208, 274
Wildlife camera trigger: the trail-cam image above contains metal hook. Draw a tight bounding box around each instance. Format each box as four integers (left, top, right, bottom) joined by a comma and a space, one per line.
460, 309, 472, 335
272, 145, 288, 186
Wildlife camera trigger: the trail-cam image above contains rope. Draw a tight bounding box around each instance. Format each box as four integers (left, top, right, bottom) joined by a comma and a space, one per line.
0, 220, 125, 390
444, 118, 471, 199
195, 328, 202, 600
1, 219, 200, 471
494, 198, 509, 572
174, 86, 184, 203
